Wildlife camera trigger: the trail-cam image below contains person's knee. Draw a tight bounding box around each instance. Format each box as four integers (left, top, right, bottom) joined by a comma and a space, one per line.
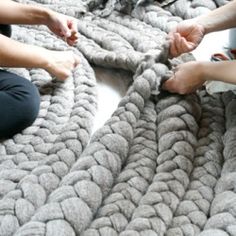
0, 74, 40, 138
0, 25, 12, 37
16, 79, 40, 129
6, 88, 40, 138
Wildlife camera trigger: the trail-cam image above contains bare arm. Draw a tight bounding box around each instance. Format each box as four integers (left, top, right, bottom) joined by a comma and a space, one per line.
0, 0, 51, 25
196, 0, 236, 34
0, 33, 48, 68
0, 0, 79, 45
163, 60, 236, 94
0, 34, 79, 80
201, 60, 236, 84
0, 0, 80, 80
168, 0, 236, 57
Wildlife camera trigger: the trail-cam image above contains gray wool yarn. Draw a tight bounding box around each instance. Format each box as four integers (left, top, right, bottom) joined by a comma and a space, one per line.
1, 0, 236, 236
166, 91, 225, 236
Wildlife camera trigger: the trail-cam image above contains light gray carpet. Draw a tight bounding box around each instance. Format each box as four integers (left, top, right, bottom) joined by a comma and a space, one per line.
0, 0, 235, 235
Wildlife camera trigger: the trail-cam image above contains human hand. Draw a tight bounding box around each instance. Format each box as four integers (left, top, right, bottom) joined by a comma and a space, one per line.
162, 61, 206, 94
168, 20, 205, 58
47, 11, 79, 46
43, 50, 80, 81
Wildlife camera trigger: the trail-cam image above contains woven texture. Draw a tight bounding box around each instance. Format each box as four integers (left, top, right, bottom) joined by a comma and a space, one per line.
0, 0, 235, 235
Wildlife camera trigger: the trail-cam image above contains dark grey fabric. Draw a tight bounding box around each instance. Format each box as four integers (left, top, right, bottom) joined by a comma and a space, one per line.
0, 69, 40, 138
0, 24, 12, 37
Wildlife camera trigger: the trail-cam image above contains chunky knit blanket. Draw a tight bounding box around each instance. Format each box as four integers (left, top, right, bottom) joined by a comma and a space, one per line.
0, 0, 235, 235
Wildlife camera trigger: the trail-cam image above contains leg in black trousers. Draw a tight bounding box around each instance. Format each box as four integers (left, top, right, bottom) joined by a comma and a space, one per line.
0, 24, 12, 37
0, 70, 40, 138
0, 25, 40, 138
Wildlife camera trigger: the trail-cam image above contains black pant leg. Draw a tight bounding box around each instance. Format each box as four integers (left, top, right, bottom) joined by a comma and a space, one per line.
0, 70, 40, 138
0, 24, 12, 37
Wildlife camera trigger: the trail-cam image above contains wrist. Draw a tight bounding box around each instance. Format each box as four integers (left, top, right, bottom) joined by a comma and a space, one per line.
195, 61, 208, 83
199, 61, 216, 82
38, 7, 52, 25
194, 17, 208, 35
37, 48, 52, 70
27, 6, 52, 25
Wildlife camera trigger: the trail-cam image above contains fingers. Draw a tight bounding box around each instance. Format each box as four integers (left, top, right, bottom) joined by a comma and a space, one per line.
176, 33, 193, 55
68, 19, 78, 32
73, 54, 80, 68
169, 37, 179, 57
162, 66, 180, 93
65, 19, 78, 45
168, 31, 197, 57
67, 51, 80, 68
59, 53, 80, 80
162, 76, 176, 93
169, 33, 190, 57
169, 33, 183, 57
59, 17, 78, 46
67, 32, 79, 45
60, 20, 71, 38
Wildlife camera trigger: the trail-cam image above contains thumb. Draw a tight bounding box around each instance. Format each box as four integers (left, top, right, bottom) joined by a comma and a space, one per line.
162, 76, 174, 91
73, 54, 80, 67
60, 21, 71, 37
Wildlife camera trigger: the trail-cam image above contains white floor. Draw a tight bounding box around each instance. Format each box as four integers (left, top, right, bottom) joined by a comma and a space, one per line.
192, 29, 230, 61
92, 66, 132, 133
92, 29, 231, 133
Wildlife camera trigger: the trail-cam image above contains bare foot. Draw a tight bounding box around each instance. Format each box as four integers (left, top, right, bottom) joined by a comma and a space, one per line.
43, 50, 80, 81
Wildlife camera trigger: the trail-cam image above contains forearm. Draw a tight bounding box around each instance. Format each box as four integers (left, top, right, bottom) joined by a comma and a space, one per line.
201, 61, 236, 84
195, 0, 236, 34
0, 34, 48, 69
0, 0, 51, 25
